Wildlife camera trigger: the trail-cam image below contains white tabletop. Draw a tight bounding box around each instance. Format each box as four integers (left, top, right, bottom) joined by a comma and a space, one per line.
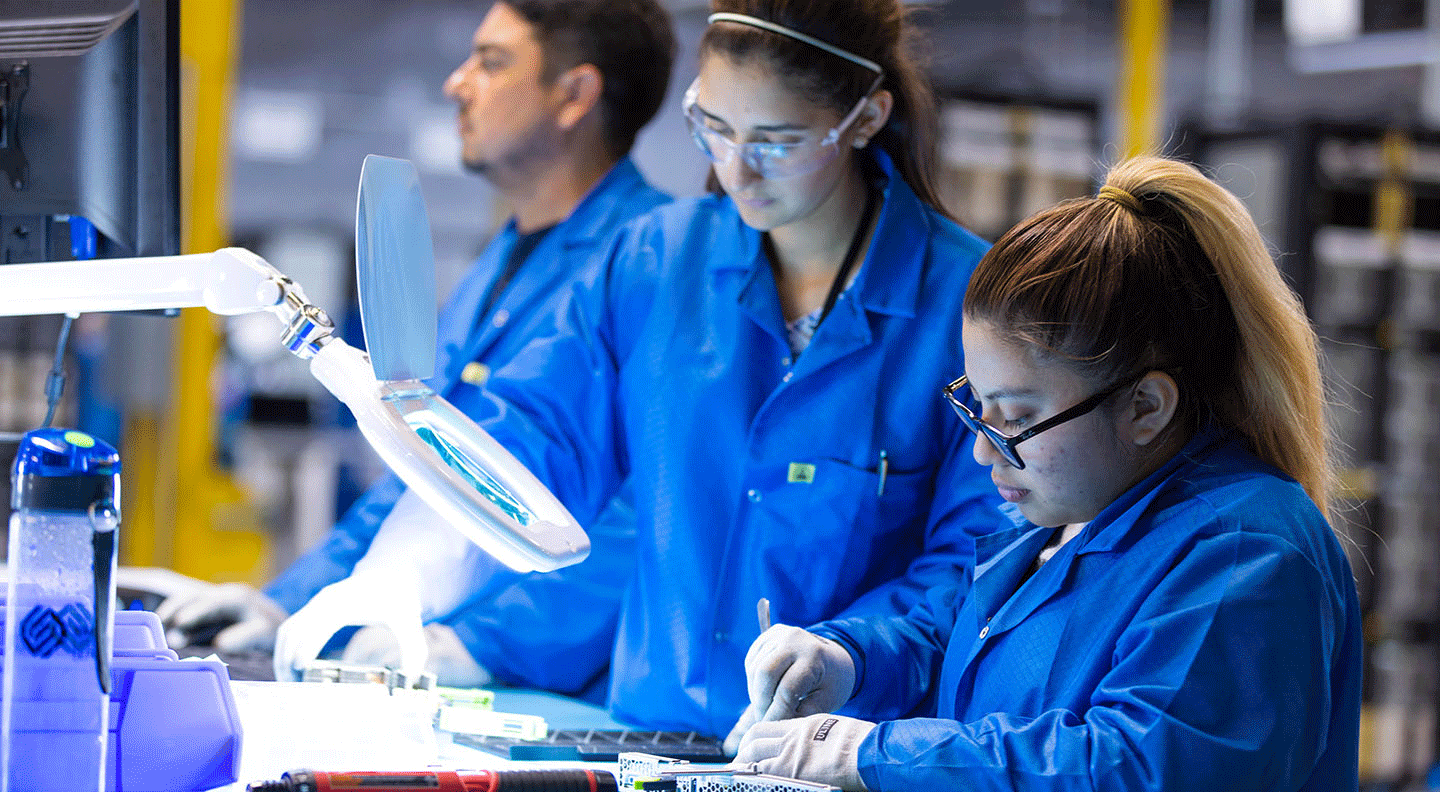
209, 683, 630, 791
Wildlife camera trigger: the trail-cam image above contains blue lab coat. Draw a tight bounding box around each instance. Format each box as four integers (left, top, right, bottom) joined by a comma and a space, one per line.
471, 149, 1006, 733
814, 426, 1363, 791
265, 157, 669, 696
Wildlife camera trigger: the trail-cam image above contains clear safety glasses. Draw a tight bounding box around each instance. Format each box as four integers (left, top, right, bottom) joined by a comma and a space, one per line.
942, 371, 1147, 470
681, 75, 883, 179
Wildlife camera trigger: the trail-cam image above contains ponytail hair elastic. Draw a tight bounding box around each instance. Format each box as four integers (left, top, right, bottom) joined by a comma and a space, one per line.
1097, 185, 1143, 215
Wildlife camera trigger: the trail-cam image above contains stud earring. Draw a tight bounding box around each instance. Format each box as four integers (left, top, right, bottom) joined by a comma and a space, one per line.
853, 136, 869, 149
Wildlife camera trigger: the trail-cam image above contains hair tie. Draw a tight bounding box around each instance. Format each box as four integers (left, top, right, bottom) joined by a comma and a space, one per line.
1097, 185, 1143, 215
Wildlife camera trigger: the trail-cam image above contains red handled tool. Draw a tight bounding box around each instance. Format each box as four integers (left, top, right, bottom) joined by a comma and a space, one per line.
248, 768, 619, 792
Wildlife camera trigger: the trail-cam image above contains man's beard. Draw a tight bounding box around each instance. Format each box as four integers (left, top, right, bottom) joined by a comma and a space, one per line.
462, 155, 493, 177
458, 123, 562, 186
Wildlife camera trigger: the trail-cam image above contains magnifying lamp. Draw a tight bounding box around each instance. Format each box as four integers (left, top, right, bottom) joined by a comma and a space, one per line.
0, 157, 589, 574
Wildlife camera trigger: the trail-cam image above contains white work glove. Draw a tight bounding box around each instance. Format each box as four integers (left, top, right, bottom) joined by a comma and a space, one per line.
155, 582, 288, 652
724, 625, 857, 753
734, 713, 875, 792
272, 487, 489, 681
272, 567, 427, 682
342, 623, 493, 688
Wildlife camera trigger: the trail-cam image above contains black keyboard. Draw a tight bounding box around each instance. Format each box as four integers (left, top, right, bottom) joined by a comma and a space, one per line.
455, 729, 728, 762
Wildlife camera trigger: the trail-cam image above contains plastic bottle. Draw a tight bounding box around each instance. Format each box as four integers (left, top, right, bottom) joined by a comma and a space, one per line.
1, 428, 120, 792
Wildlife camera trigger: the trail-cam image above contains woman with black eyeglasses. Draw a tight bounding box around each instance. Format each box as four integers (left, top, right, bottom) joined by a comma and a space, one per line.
731, 157, 1362, 791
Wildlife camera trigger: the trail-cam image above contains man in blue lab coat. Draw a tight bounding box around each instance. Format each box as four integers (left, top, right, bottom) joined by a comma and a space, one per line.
160, 0, 675, 699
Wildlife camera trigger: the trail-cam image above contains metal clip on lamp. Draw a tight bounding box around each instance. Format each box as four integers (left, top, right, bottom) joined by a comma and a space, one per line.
0, 156, 589, 573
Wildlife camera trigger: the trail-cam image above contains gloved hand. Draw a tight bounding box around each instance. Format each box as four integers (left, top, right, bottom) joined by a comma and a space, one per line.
272, 487, 490, 681
342, 623, 493, 687
724, 625, 856, 752
733, 713, 876, 792
155, 582, 288, 652
272, 568, 427, 682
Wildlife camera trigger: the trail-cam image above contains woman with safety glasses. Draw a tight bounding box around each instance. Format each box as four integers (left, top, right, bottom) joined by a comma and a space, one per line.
729, 157, 1363, 789
461, 0, 1005, 734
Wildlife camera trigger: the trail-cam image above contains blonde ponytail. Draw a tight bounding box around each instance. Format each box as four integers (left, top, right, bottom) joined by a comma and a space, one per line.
964, 156, 1335, 518
1105, 158, 1334, 518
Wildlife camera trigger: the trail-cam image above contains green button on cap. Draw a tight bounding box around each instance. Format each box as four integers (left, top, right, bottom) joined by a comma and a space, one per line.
63, 430, 95, 448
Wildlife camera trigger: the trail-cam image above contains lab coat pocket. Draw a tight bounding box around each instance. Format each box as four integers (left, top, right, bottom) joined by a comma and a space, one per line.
758, 458, 932, 622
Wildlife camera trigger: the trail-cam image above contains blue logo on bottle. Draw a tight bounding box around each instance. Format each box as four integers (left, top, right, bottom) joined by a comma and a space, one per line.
19, 603, 94, 658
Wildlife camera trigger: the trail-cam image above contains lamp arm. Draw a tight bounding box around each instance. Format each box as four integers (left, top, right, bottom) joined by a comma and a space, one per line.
0, 247, 336, 357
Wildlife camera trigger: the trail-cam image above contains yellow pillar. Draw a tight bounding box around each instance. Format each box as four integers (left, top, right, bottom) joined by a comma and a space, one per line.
119, 413, 160, 566
1374, 128, 1413, 255
1118, 0, 1170, 158
169, 0, 268, 581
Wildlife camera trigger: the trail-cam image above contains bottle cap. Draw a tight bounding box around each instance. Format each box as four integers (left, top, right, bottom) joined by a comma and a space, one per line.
12, 427, 120, 512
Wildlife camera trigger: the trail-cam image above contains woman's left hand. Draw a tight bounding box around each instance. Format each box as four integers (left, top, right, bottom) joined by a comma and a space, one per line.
732, 713, 876, 791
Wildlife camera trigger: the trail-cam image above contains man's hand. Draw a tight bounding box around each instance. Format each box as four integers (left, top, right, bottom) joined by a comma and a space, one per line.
155, 582, 287, 652
272, 570, 426, 681
342, 623, 493, 687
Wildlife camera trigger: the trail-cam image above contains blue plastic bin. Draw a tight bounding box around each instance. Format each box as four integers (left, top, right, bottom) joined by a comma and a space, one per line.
1, 605, 241, 791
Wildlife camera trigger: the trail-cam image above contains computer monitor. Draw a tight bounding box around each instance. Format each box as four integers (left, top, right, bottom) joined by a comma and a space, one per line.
0, 0, 179, 262
0, 0, 179, 527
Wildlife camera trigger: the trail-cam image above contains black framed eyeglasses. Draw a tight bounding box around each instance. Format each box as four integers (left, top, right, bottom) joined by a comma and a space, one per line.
942, 371, 1147, 470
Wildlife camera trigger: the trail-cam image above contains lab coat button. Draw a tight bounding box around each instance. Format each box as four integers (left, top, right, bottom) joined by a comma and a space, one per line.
781, 356, 792, 366
782, 372, 793, 382
978, 625, 989, 639
714, 631, 729, 642
747, 489, 761, 503
492, 309, 510, 328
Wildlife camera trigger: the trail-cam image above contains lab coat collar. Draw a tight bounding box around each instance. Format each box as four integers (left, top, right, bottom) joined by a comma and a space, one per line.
969, 522, 1058, 626
437, 156, 654, 385
556, 156, 651, 249
853, 148, 929, 319
707, 148, 930, 320
964, 423, 1234, 643
1073, 422, 1232, 556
